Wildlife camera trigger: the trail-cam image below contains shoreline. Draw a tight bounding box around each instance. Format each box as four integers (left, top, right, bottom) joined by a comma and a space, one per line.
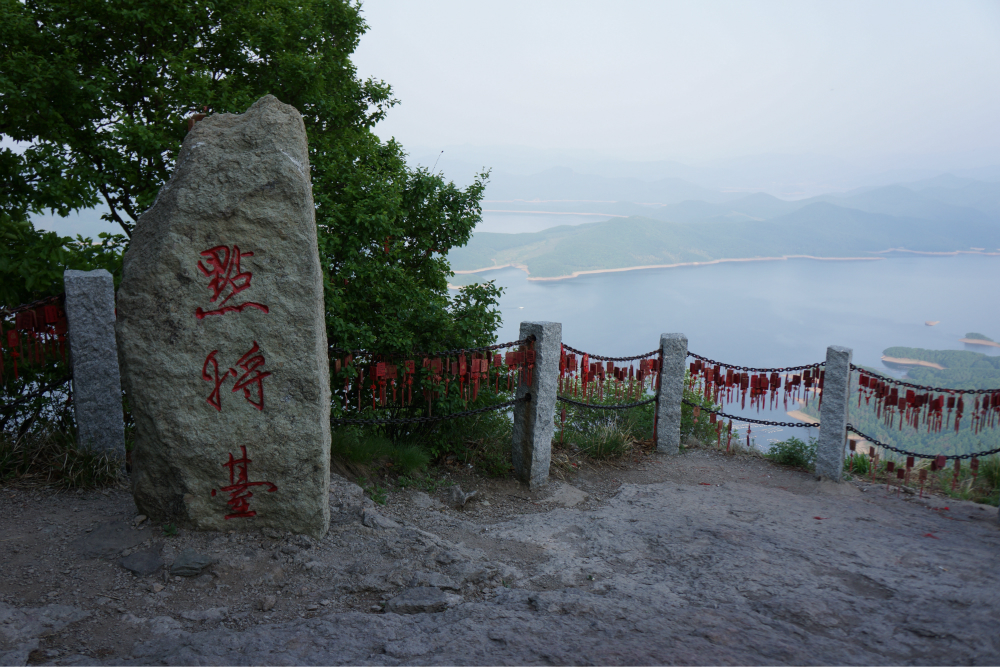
960, 337, 1000, 348
448, 248, 999, 288
482, 209, 627, 218
451, 255, 886, 284
785, 409, 820, 425
880, 355, 945, 370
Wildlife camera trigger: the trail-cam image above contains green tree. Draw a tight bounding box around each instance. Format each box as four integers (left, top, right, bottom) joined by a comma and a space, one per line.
1, 0, 500, 358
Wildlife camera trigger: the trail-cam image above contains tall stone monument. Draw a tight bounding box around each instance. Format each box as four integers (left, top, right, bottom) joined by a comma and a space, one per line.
116, 95, 330, 537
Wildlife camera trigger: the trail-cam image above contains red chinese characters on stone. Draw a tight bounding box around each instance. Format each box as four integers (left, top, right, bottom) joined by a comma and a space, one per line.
201, 350, 233, 411
195, 245, 269, 319
211, 445, 277, 519
201, 342, 272, 411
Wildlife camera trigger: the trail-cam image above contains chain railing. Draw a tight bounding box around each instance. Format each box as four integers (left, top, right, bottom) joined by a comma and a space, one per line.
847, 424, 999, 461
850, 363, 997, 395
0, 293, 64, 318
331, 395, 527, 425
688, 350, 825, 373
560, 343, 658, 362
0, 374, 73, 413
329, 337, 533, 359
681, 398, 819, 428
557, 395, 656, 410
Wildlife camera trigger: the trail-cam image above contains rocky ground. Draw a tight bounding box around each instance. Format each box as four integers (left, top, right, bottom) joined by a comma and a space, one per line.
0, 445, 997, 666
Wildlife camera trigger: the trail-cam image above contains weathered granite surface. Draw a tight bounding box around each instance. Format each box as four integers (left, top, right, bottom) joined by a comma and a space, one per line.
116, 95, 330, 537
817, 345, 853, 481
656, 333, 687, 454
63, 269, 125, 457
510, 321, 561, 489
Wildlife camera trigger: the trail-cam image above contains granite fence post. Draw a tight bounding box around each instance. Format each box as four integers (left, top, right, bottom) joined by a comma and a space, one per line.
63, 269, 125, 458
511, 321, 561, 489
816, 345, 853, 481
655, 333, 688, 454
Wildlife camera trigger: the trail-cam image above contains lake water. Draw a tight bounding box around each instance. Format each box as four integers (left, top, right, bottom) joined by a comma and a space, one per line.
469, 253, 1000, 447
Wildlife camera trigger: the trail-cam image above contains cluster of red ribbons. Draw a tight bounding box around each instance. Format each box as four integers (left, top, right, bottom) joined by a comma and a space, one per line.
558, 346, 660, 402
848, 442, 982, 497
687, 358, 824, 412
334, 341, 535, 412
855, 371, 999, 434
1, 300, 68, 382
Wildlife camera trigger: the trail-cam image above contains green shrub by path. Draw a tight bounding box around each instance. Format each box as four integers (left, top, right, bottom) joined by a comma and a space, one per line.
844, 452, 870, 476
330, 428, 432, 477
555, 370, 731, 461
766, 437, 817, 470
844, 454, 999, 506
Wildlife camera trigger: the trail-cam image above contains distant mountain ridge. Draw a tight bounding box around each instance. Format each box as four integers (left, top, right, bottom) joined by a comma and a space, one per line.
449, 173, 1000, 282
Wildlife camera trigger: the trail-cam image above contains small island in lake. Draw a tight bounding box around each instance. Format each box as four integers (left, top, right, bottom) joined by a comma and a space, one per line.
960, 332, 1000, 349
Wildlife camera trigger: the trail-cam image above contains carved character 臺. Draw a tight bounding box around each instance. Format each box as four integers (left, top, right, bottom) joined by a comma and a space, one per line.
211, 445, 277, 519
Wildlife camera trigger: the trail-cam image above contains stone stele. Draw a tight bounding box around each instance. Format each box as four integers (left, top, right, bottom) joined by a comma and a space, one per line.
116, 95, 330, 537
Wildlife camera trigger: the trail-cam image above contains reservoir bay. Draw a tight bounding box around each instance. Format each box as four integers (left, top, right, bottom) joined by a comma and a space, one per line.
472, 253, 1000, 448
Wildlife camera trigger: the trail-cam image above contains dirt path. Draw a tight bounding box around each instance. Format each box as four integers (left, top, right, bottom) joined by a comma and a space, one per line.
0, 447, 997, 665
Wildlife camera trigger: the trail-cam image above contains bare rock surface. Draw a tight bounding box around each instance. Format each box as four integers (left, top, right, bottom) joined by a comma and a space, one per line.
0, 448, 996, 665
115, 94, 330, 537
71, 522, 149, 559
118, 546, 163, 577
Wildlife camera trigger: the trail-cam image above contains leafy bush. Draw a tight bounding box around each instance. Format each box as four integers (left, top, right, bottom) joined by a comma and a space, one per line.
390, 444, 430, 476
844, 452, 870, 476
681, 373, 732, 447
331, 427, 430, 476
331, 429, 394, 465
766, 436, 817, 469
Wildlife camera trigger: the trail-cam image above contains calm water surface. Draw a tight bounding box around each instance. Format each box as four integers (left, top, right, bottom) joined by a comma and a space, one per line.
472, 254, 1000, 446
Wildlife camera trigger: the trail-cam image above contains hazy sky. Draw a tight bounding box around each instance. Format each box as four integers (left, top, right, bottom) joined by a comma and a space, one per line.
353, 0, 1000, 167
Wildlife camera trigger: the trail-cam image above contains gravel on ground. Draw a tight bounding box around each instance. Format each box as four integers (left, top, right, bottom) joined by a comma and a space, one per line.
0, 445, 997, 665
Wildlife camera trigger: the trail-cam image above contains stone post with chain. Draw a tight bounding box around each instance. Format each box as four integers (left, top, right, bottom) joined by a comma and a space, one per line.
816, 345, 853, 481
655, 333, 688, 454
511, 321, 561, 489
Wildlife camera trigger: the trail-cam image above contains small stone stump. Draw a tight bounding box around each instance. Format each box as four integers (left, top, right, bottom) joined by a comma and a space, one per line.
116, 95, 330, 537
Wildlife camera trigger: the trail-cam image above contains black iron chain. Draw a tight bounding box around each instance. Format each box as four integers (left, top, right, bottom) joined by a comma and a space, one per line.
331, 395, 527, 426
560, 343, 659, 362
687, 351, 825, 373
850, 364, 998, 396
1, 293, 64, 319
557, 395, 657, 410
681, 398, 820, 428
846, 424, 1000, 461
0, 374, 73, 413
329, 338, 533, 360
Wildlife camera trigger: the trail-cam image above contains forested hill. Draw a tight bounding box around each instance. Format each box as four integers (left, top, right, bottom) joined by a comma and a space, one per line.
882, 347, 1000, 390
448, 204, 999, 281
448, 172, 999, 282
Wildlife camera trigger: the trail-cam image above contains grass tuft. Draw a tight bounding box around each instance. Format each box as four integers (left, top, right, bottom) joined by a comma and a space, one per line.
0, 425, 123, 489
571, 422, 633, 460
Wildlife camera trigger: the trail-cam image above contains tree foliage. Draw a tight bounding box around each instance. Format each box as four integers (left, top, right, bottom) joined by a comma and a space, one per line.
1, 0, 501, 356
